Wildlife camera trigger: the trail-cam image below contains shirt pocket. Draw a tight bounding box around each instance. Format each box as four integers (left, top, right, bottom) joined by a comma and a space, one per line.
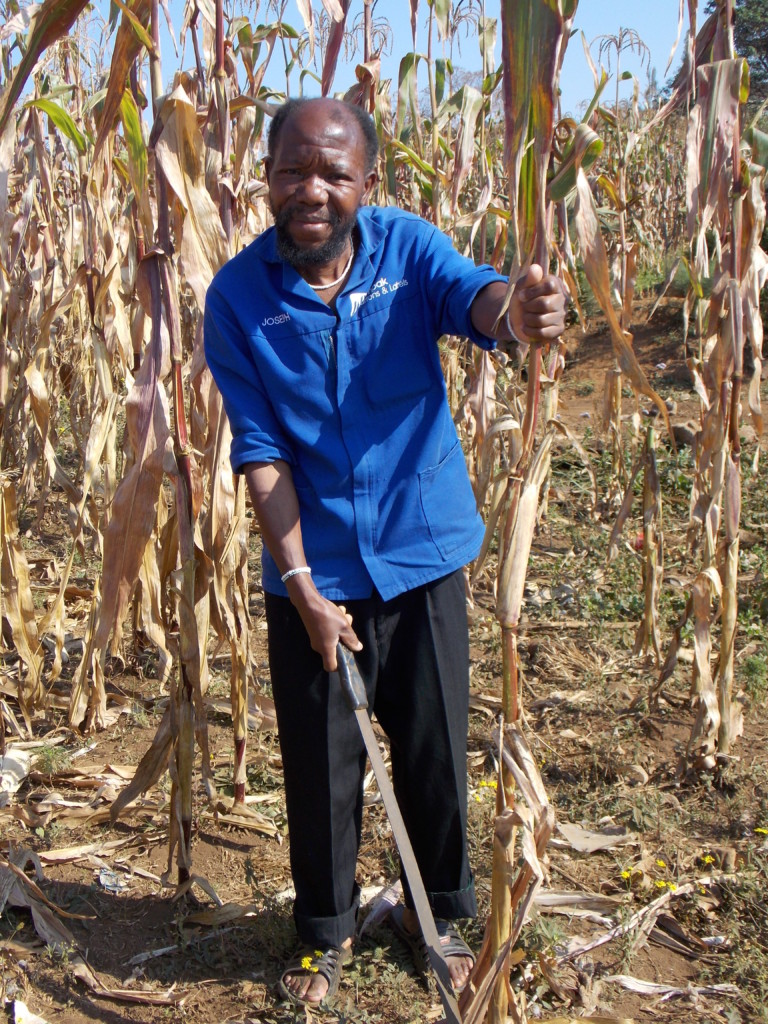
357, 296, 440, 408
418, 440, 479, 559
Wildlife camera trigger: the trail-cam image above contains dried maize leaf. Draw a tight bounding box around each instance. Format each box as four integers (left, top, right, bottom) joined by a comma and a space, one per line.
450, 86, 484, 214
110, 707, 172, 822
40, 394, 119, 683
496, 431, 553, 627
92, 0, 152, 170
321, 0, 351, 96
92, 255, 172, 656
684, 567, 721, 770
155, 86, 230, 310
573, 168, 675, 445
0, 478, 44, 714
686, 60, 746, 277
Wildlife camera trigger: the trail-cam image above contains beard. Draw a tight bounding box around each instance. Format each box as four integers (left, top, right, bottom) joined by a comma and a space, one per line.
272, 202, 358, 268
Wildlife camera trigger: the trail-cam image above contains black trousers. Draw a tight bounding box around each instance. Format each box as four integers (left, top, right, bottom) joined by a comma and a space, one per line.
265, 568, 476, 948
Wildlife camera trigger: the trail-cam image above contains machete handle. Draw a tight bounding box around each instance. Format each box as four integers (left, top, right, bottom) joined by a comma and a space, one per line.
336, 644, 369, 712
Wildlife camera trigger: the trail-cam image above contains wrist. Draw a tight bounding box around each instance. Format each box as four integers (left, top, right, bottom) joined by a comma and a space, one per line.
503, 308, 523, 344
281, 565, 312, 583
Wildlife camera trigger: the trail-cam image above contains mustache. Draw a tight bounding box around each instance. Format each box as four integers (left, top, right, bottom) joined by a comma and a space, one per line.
275, 207, 341, 229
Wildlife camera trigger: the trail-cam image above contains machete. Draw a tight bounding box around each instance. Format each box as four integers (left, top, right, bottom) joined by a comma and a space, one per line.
336, 643, 463, 1024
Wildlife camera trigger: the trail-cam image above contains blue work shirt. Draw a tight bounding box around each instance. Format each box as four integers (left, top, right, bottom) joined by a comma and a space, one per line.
204, 206, 506, 601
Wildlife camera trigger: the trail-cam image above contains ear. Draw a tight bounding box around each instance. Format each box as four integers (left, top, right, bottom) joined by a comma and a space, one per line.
263, 156, 273, 187
361, 169, 377, 203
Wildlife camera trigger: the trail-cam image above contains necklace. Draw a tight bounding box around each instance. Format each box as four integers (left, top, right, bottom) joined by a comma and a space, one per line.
306, 245, 355, 291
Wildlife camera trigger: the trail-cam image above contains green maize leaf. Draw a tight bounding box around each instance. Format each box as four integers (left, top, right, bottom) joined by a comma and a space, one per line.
395, 52, 422, 144
435, 58, 447, 107
391, 138, 436, 179
438, 135, 453, 160
110, 0, 154, 52
501, 0, 578, 267
435, 87, 465, 129
0, 0, 91, 136
596, 105, 616, 127
112, 155, 130, 189
25, 97, 87, 154
300, 68, 322, 92
548, 121, 603, 202
83, 88, 109, 115
482, 68, 503, 96
120, 89, 147, 196
595, 173, 620, 210
744, 127, 768, 171
739, 58, 749, 104
580, 69, 608, 124
254, 21, 299, 41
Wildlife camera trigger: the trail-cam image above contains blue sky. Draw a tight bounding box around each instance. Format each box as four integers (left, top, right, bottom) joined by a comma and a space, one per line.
95, 0, 686, 116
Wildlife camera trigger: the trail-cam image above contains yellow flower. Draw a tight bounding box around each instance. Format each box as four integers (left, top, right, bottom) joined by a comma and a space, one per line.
702, 854, 715, 865
620, 870, 631, 880
667, 882, 677, 892
654, 879, 667, 888
656, 859, 667, 869
300, 955, 319, 973
755, 827, 768, 835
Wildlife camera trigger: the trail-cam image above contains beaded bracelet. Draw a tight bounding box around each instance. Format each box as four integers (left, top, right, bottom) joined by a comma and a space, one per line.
280, 566, 312, 583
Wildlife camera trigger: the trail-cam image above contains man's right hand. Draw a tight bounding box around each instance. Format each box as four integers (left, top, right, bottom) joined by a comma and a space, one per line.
285, 573, 362, 671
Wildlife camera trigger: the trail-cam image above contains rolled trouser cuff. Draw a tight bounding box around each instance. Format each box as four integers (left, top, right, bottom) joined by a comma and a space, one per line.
294, 885, 360, 948
402, 875, 477, 921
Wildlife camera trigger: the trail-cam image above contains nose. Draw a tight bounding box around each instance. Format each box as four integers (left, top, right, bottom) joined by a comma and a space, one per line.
296, 173, 327, 204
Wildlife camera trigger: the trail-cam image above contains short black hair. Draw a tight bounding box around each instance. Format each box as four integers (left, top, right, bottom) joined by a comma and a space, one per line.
267, 98, 379, 174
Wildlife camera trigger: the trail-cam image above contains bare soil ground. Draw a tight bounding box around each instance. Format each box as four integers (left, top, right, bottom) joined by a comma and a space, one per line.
2, 299, 767, 1024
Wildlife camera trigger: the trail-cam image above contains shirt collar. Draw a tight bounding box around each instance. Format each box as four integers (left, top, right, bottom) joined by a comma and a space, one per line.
258, 208, 387, 305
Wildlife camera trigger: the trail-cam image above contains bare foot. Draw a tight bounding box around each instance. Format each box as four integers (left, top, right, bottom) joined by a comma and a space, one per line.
400, 907, 473, 991
282, 937, 353, 1005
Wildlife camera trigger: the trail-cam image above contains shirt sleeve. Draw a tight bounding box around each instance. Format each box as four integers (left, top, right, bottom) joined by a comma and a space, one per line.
204, 283, 296, 472
417, 223, 508, 350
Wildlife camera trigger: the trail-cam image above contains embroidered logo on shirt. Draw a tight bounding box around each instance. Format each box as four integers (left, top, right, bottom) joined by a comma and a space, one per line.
349, 278, 409, 317
261, 313, 292, 327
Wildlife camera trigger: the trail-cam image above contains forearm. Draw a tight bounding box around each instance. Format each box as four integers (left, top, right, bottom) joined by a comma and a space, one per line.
241, 459, 361, 669
470, 281, 516, 343
242, 459, 309, 579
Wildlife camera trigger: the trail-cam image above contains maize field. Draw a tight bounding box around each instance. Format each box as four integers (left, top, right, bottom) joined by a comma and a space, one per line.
0, 0, 766, 1021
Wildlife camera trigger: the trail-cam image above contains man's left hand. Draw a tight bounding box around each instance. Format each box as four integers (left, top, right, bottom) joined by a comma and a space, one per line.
508, 264, 568, 345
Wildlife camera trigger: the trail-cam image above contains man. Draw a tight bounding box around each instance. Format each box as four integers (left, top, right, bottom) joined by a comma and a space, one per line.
204, 97, 566, 1008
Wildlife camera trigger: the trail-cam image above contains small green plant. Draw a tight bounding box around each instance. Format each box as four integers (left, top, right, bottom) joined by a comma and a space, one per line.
741, 654, 768, 702
33, 745, 73, 776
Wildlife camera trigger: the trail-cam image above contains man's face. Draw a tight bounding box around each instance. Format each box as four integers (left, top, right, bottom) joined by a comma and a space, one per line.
265, 102, 376, 268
